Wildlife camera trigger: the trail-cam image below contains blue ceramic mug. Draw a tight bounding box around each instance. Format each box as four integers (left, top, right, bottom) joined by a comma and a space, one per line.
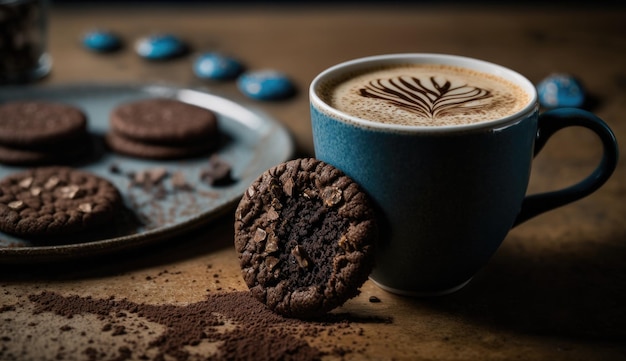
310, 54, 618, 296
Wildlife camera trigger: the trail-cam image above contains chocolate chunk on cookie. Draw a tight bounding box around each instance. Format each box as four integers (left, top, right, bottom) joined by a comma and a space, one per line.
0, 101, 87, 147
110, 98, 217, 145
234, 158, 377, 318
0, 167, 123, 237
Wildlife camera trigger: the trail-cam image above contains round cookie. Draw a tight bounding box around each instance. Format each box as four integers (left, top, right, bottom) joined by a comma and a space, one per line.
105, 131, 214, 160
0, 101, 87, 147
0, 167, 123, 237
0, 143, 64, 165
0, 135, 92, 166
234, 158, 377, 318
110, 98, 218, 145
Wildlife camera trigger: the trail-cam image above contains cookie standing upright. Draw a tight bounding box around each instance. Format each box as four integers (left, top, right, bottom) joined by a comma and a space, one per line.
0, 101, 90, 165
106, 98, 219, 159
0, 167, 123, 238
234, 158, 377, 318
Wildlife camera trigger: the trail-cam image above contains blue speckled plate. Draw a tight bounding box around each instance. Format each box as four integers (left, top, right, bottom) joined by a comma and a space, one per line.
0, 84, 294, 263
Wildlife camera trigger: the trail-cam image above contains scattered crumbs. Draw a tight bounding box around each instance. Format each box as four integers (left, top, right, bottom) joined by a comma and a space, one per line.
105, 157, 234, 231
24, 290, 390, 361
171, 171, 193, 191
108, 163, 122, 175
0, 305, 16, 312
111, 325, 126, 336
200, 155, 235, 186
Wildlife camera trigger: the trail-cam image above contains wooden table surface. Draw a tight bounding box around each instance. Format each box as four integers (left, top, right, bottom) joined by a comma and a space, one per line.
1, 4, 625, 360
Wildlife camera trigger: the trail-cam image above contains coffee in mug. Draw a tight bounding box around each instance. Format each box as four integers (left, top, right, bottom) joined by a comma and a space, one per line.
318, 64, 530, 127
310, 54, 618, 296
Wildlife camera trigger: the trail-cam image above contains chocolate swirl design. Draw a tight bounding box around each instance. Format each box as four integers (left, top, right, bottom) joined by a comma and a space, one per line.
359, 76, 493, 119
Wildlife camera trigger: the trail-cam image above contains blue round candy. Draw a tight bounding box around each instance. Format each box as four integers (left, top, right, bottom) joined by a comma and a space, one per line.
193, 52, 243, 80
237, 70, 295, 100
537, 73, 586, 108
136, 34, 186, 60
82, 30, 121, 52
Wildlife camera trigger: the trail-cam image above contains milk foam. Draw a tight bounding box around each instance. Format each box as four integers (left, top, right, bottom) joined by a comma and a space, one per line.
320, 64, 530, 126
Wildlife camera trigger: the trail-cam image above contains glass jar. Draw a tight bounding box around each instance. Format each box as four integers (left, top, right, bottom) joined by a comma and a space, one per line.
0, 0, 51, 84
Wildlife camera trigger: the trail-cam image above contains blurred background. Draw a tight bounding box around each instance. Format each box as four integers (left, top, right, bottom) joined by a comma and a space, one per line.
47, 0, 626, 5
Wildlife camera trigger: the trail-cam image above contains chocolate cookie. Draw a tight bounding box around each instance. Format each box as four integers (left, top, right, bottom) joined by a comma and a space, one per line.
0, 135, 92, 166
0, 101, 87, 147
0, 143, 60, 165
234, 158, 377, 318
0, 101, 91, 166
110, 98, 217, 145
0, 167, 123, 237
105, 131, 214, 160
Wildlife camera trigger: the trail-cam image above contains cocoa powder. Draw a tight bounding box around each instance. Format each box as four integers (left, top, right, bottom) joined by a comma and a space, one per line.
24, 290, 387, 360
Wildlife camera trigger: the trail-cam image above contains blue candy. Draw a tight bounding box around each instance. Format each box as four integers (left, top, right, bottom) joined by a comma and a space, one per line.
136, 34, 186, 60
193, 52, 244, 80
82, 30, 121, 52
237, 70, 295, 100
537, 73, 586, 108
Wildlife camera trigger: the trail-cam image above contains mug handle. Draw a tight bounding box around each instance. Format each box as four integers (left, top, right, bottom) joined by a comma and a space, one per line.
513, 108, 619, 226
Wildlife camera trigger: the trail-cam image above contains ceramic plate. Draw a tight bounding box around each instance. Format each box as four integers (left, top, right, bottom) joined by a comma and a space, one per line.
0, 84, 294, 263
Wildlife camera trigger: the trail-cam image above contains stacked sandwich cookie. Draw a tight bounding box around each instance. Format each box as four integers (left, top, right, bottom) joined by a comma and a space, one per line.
105, 98, 219, 160
0, 101, 91, 165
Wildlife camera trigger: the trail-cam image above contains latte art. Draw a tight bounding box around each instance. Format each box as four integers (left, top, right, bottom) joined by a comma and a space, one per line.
323, 64, 530, 126
359, 76, 493, 119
